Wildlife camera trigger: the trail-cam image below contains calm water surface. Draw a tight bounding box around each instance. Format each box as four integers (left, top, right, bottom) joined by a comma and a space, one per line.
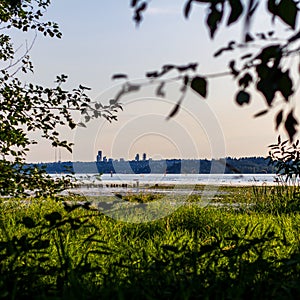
55, 173, 285, 197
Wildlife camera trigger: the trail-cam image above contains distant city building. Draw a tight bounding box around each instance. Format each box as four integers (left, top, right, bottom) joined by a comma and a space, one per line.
108, 158, 113, 163
120, 158, 125, 162
143, 153, 146, 161
135, 153, 140, 161
103, 156, 107, 163
96, 150, 102, 162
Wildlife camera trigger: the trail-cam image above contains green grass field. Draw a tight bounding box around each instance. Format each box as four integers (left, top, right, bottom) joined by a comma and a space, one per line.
1, 185, 300, 299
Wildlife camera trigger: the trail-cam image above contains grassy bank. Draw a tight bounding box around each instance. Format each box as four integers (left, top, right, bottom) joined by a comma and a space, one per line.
1, 185, 300, 299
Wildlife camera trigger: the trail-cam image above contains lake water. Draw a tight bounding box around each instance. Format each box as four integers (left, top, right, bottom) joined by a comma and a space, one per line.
56, 173, 287, 197
71, 173, 279, 186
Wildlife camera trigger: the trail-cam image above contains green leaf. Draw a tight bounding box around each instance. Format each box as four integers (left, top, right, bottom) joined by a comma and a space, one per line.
236, 90, 250, 106
190, 76, 207, 98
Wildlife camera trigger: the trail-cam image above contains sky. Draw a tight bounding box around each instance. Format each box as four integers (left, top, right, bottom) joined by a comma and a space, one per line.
12, 0, 299, 162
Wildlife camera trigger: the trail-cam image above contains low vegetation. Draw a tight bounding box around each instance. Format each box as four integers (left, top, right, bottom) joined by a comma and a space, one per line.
1, 184, 300, 299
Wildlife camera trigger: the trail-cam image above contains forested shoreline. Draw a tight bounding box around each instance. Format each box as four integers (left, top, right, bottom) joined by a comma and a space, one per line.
33, 157, 276, 174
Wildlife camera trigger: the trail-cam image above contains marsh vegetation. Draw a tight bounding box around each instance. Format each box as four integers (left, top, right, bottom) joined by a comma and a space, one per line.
1, 184, 300, 299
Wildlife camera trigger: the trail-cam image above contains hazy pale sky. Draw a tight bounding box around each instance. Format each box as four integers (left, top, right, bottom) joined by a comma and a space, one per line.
14, 0, 299, 162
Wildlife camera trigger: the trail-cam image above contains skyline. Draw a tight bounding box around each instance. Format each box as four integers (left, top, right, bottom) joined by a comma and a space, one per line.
12, 1, 298, 163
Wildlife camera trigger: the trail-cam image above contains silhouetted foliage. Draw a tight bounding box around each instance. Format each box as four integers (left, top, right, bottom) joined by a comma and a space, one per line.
268, 136, 300, 181
117, 0, 300, 141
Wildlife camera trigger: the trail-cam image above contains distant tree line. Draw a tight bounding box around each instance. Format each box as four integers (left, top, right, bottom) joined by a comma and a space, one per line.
33, 157, 276, 174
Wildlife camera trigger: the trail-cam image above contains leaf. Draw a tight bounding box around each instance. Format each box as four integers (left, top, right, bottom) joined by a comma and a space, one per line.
162, 64, 175, 73
112, 74, 128, 80
238, 73, 253, 88
285, 110, 298, 142
77, 122, 87, 128
277, 0, 298, 29
167, 102, 181, 120
288, 30, 300, 43
256, 33, 266, 40
241, 53, 252, 60
137, 1, 147, 12
177, 63, 198, 72
254, 109, 268, 118
227, 0, 243, 25
229, 60, 239, 77
131, 0, 140, 7
214, 48, 224, 57
190, 76, 207, 98
275, 110, 283, 130
245, 33, 254, 42
235, 90, 250, 105
156, 81, 166, 97
146, 71, 159, 78
206, 3, 224, 38
214, 42, 235, 57
256, 67, 277, 106
256, 45, 281, 64
69, 122, 76, 130
79, 84, 91, 90
95, 103, 101, 109
278, 71, 294, 101
184, 0, 193, 19
133, 2, 147, 26
267, 0, 277, 17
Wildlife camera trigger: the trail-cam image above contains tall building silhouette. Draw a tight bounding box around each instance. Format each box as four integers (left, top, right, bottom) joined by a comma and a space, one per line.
96, 150, 102, 162
143, 153, 146, 161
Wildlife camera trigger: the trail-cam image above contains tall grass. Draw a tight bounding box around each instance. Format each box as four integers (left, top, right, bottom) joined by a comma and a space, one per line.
1, 187, 300, 299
